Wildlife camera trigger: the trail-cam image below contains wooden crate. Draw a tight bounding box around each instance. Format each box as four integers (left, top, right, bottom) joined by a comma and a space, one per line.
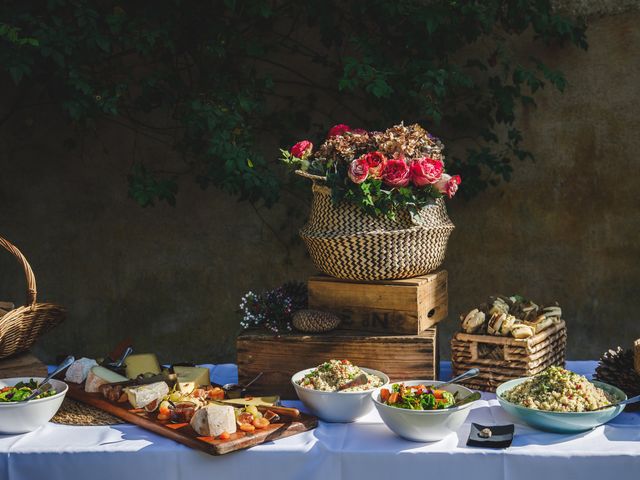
237, 328, 439, 399
308, 271, 447, 335
0, 351, 48, 378
451, 320, 566, 392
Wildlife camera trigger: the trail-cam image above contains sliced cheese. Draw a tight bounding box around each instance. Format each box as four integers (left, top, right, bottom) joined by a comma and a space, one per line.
189, 404, 236, 437
125, 381, 169, 409
125, 353, 161, 379
219, 396, 280, 408
65, 357, 98, 384
85, 366, 129, 393
173, 366, 210, 393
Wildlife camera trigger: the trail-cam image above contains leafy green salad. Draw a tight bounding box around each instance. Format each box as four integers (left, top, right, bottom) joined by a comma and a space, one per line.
380, 383, 457, 410
0, 379, 56, 402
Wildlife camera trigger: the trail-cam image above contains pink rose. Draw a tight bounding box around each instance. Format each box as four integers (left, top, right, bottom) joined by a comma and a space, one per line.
328, 124, 352, 138
382, 158, 410, 188
409, 157, 443, 187
435, 174, 462, 198
348, 157, 369, 184
290, 140, 313, 159
360, 151, 387, 179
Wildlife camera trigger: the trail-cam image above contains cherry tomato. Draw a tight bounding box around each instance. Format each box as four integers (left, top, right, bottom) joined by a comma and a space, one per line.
157, 413, 170, 421
433, 390, 445, 399
207, 387, 225, 401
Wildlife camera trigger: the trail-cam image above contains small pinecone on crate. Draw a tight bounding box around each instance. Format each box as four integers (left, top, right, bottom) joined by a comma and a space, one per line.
292, 309, 341, 333
594, 347, 640, 412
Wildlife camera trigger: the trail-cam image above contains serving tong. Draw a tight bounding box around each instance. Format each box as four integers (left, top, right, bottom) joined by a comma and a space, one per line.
20, 355, 75, 402
438, 368, 480, 388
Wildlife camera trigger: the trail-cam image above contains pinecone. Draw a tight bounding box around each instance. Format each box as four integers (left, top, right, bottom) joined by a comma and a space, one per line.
594, 347, 640, 411
292, 309, 341, 333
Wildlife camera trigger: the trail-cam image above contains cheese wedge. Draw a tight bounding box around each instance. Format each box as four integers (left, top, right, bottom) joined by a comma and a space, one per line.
125, 381, 169, 409
189, 404, 236, 437
219, 396, 280, 408
85, 366, 129, 393
125, 353, 161, 379
173, 366, 211, 393
65, 357, 98, 384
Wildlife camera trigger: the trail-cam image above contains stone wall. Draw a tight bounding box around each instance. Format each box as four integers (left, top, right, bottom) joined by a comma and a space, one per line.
0, 10, 638, 363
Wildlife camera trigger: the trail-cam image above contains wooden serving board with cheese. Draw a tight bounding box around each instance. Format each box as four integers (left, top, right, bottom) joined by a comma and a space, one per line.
66, 383, 317, 455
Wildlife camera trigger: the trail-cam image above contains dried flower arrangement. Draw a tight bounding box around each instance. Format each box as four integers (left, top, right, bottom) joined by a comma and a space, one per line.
239, 282, 307, 333
281, 123, 461, 219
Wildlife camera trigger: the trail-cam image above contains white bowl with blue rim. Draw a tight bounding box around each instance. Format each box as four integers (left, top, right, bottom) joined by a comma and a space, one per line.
496, 377, 626, 433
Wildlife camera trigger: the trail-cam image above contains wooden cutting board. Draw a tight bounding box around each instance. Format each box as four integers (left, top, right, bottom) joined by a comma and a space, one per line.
66, 384, 317, 455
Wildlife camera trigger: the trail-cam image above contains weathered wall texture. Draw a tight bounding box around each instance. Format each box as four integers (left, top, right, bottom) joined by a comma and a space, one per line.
0, 11, 639, 364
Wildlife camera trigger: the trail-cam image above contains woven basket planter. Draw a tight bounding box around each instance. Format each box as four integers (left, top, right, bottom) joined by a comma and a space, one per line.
298, 172, 455, 280
0, 236, 66, 359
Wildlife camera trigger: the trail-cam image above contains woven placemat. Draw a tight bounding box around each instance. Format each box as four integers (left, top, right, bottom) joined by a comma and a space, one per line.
52, 397, 125, 426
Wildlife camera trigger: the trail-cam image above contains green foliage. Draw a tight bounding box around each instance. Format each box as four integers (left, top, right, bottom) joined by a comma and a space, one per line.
0, 1, 587, 206
327, 167, 443, 220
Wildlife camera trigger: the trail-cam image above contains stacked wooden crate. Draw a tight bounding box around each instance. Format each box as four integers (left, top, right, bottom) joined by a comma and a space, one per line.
451, 320, 567, 392
237, 271, 448, 398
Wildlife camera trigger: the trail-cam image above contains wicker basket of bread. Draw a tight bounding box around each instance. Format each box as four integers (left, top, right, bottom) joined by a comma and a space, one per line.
451, 295, 566, 392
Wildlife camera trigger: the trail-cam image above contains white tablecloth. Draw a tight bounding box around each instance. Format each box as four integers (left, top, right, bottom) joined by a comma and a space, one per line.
0, 361, 638, 480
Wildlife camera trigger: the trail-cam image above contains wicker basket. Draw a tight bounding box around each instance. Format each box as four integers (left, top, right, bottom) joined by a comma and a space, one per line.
297, 172, 454, 280
451, 320, 567, 392
0, 236, 66, 359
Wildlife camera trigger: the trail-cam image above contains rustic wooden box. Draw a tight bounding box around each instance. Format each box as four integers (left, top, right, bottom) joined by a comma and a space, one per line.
451, 320, 566, 392
0, 351, 47, 378
307, 271, 447, 335
237, 328, 439, 399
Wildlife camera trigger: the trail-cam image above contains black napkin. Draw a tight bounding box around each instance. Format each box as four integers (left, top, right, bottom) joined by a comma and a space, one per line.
467, 423, 514, 449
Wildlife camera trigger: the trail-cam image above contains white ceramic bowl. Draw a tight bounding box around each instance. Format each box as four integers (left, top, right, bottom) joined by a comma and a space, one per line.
292, 367, 389, 423
372, 380, 478, 442
0, 377, 68, 434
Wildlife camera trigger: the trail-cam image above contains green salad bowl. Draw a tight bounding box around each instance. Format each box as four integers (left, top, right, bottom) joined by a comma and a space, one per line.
496, 377, 627, 433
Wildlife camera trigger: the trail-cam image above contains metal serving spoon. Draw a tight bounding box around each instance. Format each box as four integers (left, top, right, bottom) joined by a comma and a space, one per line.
590, 394, 640, 411
438, 368, 480, 388
21, 355, 75, 402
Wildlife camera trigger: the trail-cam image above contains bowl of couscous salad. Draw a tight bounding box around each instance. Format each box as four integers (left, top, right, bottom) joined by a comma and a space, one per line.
496, 366, 627, 433
292, 360, 389, 423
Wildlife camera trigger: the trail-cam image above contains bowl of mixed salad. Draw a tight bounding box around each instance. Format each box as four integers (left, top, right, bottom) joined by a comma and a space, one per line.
371, 380, 478, 442
496, 366, 626, 433
292, 359, 389, 423
0, 377, 68, 434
